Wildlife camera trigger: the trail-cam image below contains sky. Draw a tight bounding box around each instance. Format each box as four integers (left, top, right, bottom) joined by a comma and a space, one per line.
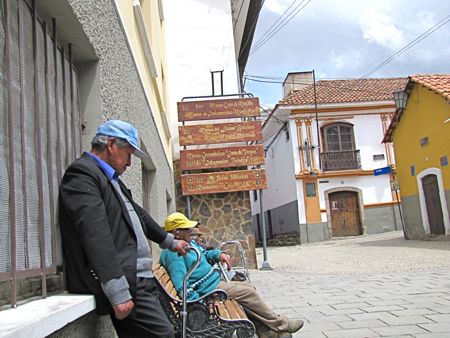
243, 0, 450, 107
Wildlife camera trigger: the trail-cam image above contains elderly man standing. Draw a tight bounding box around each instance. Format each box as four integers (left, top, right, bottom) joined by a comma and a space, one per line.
58, 120, 188, 338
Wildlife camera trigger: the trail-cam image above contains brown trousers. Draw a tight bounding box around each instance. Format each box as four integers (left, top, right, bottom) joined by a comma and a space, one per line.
218, 281, 289, 333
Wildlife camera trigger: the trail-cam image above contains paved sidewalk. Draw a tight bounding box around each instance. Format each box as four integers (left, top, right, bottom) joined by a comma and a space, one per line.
251, 231, 450, 337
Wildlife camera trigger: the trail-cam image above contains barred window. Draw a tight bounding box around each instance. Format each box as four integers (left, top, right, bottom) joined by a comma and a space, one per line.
0, 0, 81, 308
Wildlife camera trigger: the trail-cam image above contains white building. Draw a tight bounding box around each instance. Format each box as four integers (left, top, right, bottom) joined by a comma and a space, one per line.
252, 72, 408, 244
164, 0, 262, 157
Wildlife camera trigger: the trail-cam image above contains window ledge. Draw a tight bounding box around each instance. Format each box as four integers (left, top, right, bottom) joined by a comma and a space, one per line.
0, 293, 95, 338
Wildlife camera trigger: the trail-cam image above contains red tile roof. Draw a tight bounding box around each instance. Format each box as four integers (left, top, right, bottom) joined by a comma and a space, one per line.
279, 78, 408, 106
410, 74, 450, 100
382, 74, 450, 143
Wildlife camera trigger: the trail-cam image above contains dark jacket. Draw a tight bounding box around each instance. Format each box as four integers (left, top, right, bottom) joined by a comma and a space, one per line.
58, 152, 169, 315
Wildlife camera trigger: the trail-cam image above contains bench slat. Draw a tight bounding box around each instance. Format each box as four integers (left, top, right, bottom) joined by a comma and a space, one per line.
216, 301, 230, 319
224, 299, 245, 319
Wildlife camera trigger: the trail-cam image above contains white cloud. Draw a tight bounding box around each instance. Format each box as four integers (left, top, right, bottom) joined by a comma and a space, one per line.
263, 0, 287, 15
329, 50, 363, 71
359, 4, 405, 50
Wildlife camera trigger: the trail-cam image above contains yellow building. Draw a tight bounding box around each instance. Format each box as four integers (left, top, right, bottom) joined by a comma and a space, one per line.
384, 74, 450, 239
115, 0, 173, 164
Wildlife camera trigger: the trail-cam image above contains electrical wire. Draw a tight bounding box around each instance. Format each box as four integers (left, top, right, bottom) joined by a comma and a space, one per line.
250, 0, 312, 56
360, 14, 450, 78
238, 0, 266, 59
244, 76, 402, 95
250, 0, 311, 54
251, 0, 300, 51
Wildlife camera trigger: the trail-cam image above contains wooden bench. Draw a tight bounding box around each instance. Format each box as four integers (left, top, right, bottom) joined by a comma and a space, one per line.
153, 264, 255, 338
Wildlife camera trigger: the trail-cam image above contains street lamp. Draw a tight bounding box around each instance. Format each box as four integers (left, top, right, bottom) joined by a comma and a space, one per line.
393, 90, 408, 109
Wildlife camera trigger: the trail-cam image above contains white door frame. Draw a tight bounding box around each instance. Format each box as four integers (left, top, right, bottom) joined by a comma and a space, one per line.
416, 167, 449, 234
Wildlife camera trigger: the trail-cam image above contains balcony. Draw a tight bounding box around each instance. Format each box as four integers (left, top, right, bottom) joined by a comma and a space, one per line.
320, 150, 361, 171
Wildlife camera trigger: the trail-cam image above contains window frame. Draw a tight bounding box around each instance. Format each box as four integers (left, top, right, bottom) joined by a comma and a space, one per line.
321, 122, 356, 152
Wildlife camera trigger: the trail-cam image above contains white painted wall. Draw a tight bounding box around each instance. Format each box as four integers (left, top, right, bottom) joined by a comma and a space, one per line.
251, 124, 297, 215
353, 115, 389, 169
296, 180, 306, 224
164, 0, 241, 158
317, 174, 393, 208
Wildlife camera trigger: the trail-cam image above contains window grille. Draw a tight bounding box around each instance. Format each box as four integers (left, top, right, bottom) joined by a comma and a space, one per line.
0, 0, 81, 308
320, 123, 360, 171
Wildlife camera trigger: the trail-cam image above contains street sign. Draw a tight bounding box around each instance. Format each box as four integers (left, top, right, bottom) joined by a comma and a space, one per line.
180, 145, 265, 170
181, 169, 267, 195
177, 97, 260, 121
178, 121, 262, 146
374, 166, 392, 176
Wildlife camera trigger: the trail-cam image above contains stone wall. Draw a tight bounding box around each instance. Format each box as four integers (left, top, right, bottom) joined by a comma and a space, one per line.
174, 161, 257, 268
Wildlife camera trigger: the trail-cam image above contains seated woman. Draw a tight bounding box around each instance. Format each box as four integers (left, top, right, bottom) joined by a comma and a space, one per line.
160, 212, 304, 338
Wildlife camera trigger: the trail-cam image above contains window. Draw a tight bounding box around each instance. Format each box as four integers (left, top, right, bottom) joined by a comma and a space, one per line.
305, 182, 316, 197
320, 123, 360, 171
1, 0, 81, 308
322, 123, 355, 151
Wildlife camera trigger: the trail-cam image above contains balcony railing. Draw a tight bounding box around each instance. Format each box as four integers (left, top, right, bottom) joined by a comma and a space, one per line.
320, 150, 361, 171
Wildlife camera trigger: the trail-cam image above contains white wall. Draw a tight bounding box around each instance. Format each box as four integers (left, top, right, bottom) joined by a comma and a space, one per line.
317, 174, 393, 208
252, 124, 297, 215
164, 0, 241, 158
353, 115, 389, 170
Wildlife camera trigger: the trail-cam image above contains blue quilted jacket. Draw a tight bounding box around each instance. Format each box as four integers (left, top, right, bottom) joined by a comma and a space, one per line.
159, 241, 222, 300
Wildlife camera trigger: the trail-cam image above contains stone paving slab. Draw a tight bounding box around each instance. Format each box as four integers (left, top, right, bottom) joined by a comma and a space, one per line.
249, 231, 450, 337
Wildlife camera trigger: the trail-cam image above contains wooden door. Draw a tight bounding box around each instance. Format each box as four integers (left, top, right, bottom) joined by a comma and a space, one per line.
422, 174, 445, 235
329, 191, 362, 237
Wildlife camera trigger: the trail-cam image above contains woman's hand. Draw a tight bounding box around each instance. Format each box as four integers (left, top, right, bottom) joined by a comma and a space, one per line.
219, 252, 232, 270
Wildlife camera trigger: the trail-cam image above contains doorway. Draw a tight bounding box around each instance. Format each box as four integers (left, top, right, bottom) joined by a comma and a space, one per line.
422, 174, 445, 235
329, 191, 362, 237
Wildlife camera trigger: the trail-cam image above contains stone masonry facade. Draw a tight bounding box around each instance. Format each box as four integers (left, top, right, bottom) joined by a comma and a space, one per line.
174, 161, 257, 268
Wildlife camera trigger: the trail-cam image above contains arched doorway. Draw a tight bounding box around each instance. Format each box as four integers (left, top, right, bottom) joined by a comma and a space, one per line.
422, 174, 445, 235
329, 191, 362, 237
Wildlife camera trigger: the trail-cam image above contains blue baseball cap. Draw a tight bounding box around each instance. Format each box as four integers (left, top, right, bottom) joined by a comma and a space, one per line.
96, 120, 147, 159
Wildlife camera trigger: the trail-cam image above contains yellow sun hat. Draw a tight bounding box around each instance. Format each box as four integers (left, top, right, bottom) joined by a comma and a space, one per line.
164, 212, 198, 232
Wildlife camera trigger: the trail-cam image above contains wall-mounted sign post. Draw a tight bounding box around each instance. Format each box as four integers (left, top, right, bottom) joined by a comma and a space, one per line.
178, 94, 269, 269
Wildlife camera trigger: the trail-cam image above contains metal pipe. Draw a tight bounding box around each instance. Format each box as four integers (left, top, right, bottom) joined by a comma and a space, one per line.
32, 0, 47, 299
180, 92, 253, 101
5, 0, 18, 309
18, 0, 30, 271
259, 189, 272, 270
53, 19, 63, 181
186, 195, 192, 219
181, 246, 201, 338
61, 46, 69, 168
43, 21, 57, 270
313, 70, 321, 170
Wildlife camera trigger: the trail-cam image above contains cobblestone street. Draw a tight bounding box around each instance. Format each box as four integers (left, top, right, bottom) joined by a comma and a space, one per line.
251, 231, 450, 337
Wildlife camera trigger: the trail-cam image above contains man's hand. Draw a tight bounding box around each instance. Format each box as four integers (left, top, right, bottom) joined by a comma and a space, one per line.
219, 253, 232, 270
113, 299, 134, 320
175, 239, 189, 256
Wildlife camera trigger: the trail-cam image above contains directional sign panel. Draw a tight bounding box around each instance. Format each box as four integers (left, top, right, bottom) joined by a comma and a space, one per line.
180, 145, 265, 170
181, 169, 267, 196
178, 121, 262, 146
177, 97, 260, 121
